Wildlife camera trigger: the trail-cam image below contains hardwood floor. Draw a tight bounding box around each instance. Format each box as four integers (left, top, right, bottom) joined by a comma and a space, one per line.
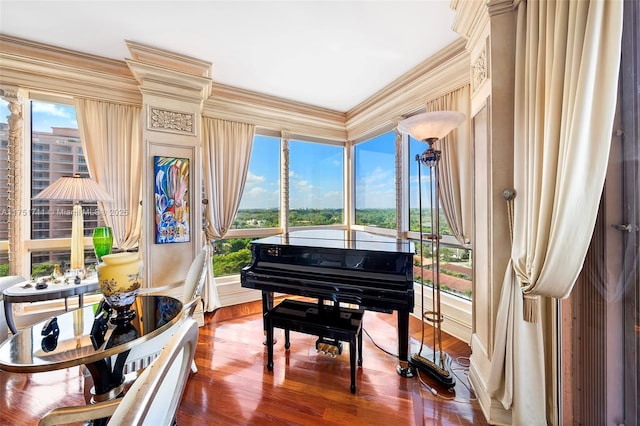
0, 300, 488, 425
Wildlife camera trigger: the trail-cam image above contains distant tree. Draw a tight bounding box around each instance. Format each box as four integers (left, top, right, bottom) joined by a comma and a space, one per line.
32, 263, 55, 277
213, 249, 252, 276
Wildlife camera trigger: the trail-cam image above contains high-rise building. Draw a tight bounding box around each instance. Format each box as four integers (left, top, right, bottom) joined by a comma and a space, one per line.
0, 123, 99, 270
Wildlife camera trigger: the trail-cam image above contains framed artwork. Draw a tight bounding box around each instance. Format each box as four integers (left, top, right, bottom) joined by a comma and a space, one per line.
154, 156, 190, 244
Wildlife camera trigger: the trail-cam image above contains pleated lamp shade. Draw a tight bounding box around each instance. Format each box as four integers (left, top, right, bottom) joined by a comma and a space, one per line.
33, 174, 113, 202
33, 174, 113, 270
397, 111, 466, 142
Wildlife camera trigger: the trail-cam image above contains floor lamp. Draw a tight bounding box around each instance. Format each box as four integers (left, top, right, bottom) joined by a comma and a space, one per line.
397, 111, 465, 388
33, 173, 112, 278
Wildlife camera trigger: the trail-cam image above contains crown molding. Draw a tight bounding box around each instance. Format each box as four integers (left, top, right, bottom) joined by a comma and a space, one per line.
0, 33, 470, 144
0, 34, 141, 104
126, 59, 212, 104
126, 40, 212, 78
345, 38, 470, 141
204, 82, 347, 142
451, 0, 489, 48
487, 0, 517, 17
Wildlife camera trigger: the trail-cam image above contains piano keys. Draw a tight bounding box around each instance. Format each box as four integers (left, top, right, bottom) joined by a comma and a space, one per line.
240, 229, 415, 377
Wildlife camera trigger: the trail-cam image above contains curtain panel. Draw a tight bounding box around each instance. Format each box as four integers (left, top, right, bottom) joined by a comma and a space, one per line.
426, 84, 472, 246
201, 117, 256, 312
74, 98, 143, 251
487, 1, 623, 424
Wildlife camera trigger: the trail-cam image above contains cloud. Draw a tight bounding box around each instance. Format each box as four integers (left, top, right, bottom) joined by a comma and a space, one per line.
245, 171, 265, 184
246, 186, 267, 196
32, 102, 73, 119
292, 179, 312, 190
360, 166, 393, 185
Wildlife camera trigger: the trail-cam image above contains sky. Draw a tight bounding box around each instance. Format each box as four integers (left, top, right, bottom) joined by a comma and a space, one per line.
1, 99, 426, 210
0, 101, 77, 133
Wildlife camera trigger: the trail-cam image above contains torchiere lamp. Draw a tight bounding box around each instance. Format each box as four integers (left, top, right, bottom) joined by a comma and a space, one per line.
397, 111, 465, 388
33, 173, 113, 278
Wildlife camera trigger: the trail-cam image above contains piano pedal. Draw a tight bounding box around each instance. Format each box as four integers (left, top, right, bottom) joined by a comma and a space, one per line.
315, 337, 342, 357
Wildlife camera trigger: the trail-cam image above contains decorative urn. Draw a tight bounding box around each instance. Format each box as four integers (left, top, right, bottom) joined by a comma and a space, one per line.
97, 252, 143, 324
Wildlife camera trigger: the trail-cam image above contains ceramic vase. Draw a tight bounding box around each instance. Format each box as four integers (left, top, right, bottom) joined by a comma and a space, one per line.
97, 252, 143, 324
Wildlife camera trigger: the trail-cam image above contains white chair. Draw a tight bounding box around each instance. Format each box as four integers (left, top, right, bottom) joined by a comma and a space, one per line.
38, 318, 199, 426
121, 247, 208, 374
0, 275, 29, 342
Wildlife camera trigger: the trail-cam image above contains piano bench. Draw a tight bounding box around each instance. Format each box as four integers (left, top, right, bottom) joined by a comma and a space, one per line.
264, 298, 364, 394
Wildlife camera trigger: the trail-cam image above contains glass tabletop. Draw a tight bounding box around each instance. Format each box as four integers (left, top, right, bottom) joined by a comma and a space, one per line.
0, 295, 183, 373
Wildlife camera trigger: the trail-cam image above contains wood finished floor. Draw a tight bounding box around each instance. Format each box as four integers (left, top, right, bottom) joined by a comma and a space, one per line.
0, 299, 489, 425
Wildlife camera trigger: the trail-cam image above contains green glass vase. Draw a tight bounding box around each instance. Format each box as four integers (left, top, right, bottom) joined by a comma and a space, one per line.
92, 226, 113, 262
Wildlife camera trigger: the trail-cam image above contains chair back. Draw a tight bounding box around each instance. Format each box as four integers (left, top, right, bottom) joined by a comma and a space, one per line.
181, 247, 210, 318
182, 249, 207, 302
108, 318, 199, 426
0, 275, 28, 341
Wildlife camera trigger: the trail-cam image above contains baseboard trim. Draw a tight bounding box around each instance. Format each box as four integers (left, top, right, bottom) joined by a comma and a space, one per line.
469, 334, 512, 425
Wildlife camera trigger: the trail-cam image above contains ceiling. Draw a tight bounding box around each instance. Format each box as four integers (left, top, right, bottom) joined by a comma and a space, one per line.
0, 1, 461, 112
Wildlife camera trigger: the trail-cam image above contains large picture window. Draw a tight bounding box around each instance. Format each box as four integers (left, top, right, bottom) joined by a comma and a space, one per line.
289, 139, 343, 227
354, 131, 396, 229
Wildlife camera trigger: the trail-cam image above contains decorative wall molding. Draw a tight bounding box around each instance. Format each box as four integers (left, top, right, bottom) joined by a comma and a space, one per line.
280, 133, 290, 233
1, 86, 25, 276
147, 106, 196, 135
472, 47, 488, 93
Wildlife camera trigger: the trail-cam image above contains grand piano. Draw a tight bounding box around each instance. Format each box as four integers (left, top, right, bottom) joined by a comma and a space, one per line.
240, 229, 415, 377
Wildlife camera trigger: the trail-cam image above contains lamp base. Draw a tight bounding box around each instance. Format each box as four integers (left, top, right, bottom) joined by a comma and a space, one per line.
409, 349, 456, 388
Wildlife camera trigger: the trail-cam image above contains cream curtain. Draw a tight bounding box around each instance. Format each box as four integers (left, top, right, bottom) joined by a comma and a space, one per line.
487, 1, 623, 424
201, 117, 256, 312
426, 85, 472, 246
74, 98, 143, 251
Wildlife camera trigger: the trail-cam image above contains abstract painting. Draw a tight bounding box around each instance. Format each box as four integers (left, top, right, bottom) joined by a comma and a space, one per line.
154, 156, 190, 244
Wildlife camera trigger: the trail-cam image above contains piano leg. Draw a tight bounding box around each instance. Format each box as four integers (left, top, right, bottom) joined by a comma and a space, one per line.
262, 291, 276, 345
396, 308, 415, 378
262, 291, 274, 326
266, 313, 274, 371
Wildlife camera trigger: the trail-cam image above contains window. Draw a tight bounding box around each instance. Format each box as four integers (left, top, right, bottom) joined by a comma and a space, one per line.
354, 131, 396, 229
214, 134, 345, 277
234, 135, 280, 230
289, 139, 343, 227
214, 134, 280, 277
30, 100, 100, 273
212, 238, 255, 277
408, 135, 472, 300
409, 135, 453, 235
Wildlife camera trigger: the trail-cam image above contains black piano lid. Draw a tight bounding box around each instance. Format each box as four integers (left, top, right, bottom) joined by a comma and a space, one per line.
250, 229, 415, 254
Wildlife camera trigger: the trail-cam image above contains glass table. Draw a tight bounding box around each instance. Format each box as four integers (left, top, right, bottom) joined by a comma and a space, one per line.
0, 295, 183, 407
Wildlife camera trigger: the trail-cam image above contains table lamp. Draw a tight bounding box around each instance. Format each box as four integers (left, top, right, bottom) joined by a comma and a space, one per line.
33, 173, 113, 275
